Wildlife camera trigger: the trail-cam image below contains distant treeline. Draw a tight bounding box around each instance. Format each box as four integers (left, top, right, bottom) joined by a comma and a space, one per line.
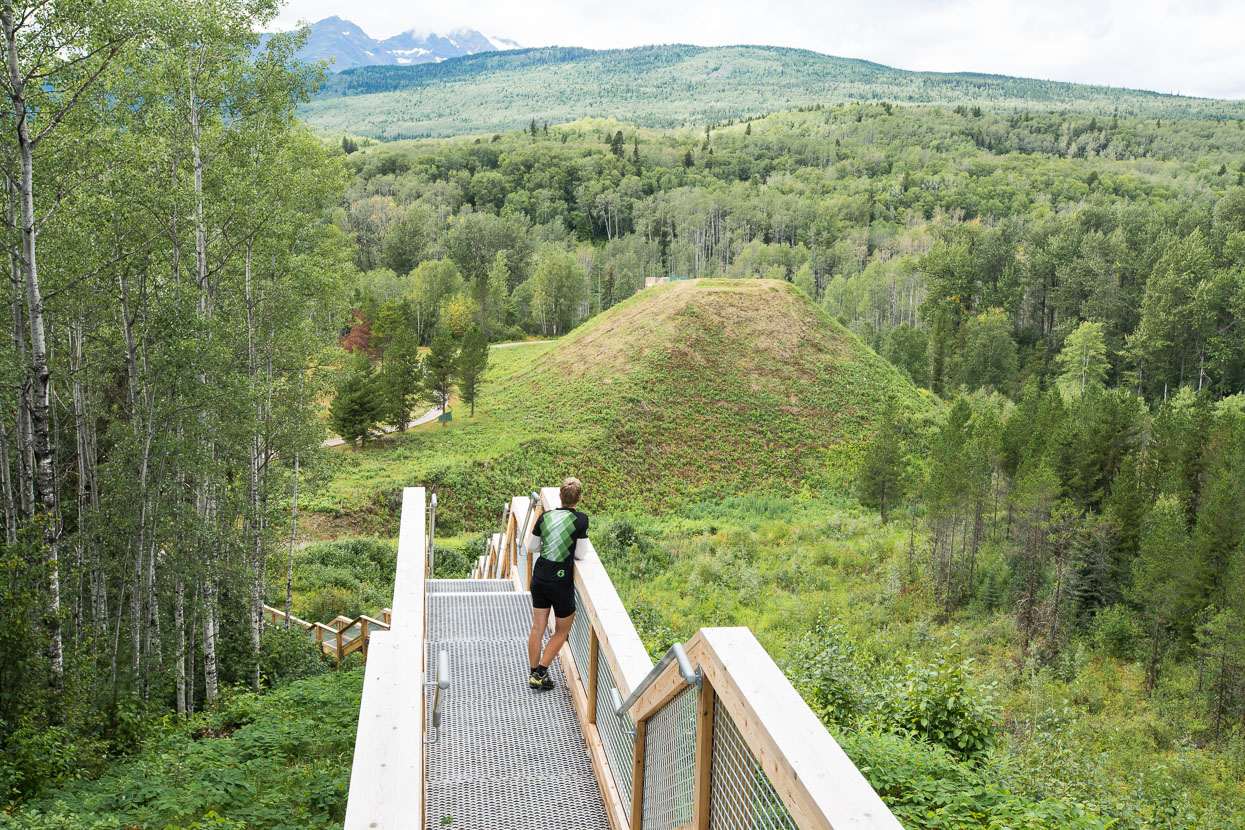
302, 44, 1245, 138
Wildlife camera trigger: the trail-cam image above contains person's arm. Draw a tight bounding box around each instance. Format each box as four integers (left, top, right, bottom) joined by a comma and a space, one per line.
572, 515, 590, 560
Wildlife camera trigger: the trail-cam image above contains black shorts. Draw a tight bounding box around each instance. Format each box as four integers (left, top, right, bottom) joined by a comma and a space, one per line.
531, 578, 576, 618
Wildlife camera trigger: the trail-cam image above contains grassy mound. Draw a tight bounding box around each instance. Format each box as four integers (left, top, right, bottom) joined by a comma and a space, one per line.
312, 279, 934, 533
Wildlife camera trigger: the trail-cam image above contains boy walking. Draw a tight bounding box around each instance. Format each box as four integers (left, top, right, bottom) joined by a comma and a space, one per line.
525, 477, 589, 690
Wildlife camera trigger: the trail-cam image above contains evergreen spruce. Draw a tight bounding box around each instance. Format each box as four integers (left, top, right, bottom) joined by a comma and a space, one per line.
455, 326, 492, 416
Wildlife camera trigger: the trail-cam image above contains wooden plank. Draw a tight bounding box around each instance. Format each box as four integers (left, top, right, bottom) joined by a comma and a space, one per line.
629, 719, 646, 830
697, 627, 903, 830
574, 545, 652, 698
586, 625, 600, 723
561, 634, 630, 830
691, 677, 715, 830
345, 487, 427, 830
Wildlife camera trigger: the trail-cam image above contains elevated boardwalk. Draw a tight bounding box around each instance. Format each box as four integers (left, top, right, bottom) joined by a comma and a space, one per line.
344, 487, 903, 830
424, 580, 608, 829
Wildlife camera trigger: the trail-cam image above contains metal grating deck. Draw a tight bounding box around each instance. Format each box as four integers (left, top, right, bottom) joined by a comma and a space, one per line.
427, 579, 515, 593
424, 579, 609, 830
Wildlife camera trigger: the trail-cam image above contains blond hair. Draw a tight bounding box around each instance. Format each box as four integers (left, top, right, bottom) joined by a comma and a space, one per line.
559, 477, 583, 507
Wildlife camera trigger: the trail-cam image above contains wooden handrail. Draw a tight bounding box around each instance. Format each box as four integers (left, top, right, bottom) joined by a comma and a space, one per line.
481, 485, 902, 830
344, 486, 428, 830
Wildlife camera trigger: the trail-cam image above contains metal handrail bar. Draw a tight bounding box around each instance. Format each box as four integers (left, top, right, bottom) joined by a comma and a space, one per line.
495, 502, 511, 578
425, 649, 450, 744
610, 642, 698, 719
525, 491, 540, 583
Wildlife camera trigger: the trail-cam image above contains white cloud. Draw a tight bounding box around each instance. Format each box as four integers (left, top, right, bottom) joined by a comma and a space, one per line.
273, 0, 1245, 99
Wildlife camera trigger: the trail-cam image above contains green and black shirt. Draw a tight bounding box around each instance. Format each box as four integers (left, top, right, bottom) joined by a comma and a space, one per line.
531, 507, 589, 584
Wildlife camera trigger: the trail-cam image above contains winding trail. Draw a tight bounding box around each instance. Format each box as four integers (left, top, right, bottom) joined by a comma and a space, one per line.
320, 339, 554, 449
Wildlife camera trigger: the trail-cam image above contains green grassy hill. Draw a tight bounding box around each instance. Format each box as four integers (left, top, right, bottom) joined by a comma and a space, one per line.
311, 278, 936, 533
302, 44, 1245, 138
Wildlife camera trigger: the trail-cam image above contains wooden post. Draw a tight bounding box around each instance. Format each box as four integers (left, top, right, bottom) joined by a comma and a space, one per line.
336, 628, 343, 665
361, 620, 369, 661
692, 679, 716, 830
587, 624, 600, 723
629, 719, 647, 830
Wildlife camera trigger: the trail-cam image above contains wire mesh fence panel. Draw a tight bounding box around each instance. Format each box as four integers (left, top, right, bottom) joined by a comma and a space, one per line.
594, 647, 636, 819
568, 587, 591, 694
641, 686, 698, 830
710, 697, 798, 830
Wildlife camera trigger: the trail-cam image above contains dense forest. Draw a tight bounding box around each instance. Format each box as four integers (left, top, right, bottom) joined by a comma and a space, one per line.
326, 105, 1245, 826
301, 43, 1245, 138
0, 0, 353, 810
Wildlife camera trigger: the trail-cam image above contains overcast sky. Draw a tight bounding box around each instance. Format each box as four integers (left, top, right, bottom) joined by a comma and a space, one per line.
272, 0, 1245, 100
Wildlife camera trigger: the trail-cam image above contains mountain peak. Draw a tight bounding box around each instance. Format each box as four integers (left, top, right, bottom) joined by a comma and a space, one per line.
297, 17, 518, 71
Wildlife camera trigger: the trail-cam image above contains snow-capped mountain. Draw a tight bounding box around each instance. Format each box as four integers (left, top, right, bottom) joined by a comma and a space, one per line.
279, 17, 520, 70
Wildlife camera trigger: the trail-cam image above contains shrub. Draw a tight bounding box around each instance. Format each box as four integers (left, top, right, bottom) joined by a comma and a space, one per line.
1091, 604, 1142, 661
873, 641, 1000, 762
258, 628, 330, 688
790, 617, 872, 727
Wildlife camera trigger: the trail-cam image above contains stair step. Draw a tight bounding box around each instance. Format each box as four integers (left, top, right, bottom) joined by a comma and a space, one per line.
428, 579, 514, 593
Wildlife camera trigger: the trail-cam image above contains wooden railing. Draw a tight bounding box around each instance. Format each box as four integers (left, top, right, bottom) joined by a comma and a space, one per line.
262, 604, 393, 663
487, 487, 903, 830
343, 486, 428, 830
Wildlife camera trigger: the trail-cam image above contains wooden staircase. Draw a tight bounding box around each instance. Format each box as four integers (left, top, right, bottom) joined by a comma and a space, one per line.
263, 604, 392, 663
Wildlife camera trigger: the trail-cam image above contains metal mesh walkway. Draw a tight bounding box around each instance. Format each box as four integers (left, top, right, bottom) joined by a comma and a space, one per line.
424, 579, 609, 830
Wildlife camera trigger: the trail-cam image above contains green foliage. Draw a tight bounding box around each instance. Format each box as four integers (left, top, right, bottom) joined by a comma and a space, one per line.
0, 671, 364, 830
279, 537, 397, 622
257, 628, 330, 688
874, 642, 1001, 761
424, 326, 458, 414
329, 353, 382, 444
1056, 321, 1110, 399
305, 45, 1245, 139
957, 308, 1018, 393
856, 403, 914, 521
376, 322, 423, 429
454, 325, 491, 416
1090, 605, 1142, 660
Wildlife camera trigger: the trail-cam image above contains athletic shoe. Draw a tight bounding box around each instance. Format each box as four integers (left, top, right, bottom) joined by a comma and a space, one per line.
529, 668, 554, 690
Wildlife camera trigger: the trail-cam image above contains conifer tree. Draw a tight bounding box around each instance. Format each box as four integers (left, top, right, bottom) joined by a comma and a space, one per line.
1129, 494, 1190, 693
424, 326, 458, 417
330, 354, 383, 445
455, 326, 492, 417
378, 327, 423, 431
857, 405, 910, 522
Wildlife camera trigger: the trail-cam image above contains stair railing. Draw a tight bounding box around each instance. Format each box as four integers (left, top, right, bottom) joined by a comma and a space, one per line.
482, 486, 902, 830
262, 604, 390, 662
344, 486, 430, 830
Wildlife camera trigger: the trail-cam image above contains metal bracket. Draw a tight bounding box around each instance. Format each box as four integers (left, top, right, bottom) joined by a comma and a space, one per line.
425, 649, 450, 745
609, 687, 638, 738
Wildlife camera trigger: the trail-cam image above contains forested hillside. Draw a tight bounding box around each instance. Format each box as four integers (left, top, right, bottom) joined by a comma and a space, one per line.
323, 104, 1245, 827
302, 44, 1245, 138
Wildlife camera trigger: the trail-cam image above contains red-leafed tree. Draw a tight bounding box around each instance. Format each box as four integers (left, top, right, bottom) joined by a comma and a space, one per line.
340, 310, 373, 355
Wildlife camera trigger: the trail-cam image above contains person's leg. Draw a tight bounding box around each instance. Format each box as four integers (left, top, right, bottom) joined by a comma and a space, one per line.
539, 612, 574, 669
528, 607, 551, 669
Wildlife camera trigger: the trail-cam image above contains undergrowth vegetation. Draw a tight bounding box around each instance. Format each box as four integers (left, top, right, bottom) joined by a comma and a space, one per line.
0, 670, 363, 830
590, 503, 1245, 829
